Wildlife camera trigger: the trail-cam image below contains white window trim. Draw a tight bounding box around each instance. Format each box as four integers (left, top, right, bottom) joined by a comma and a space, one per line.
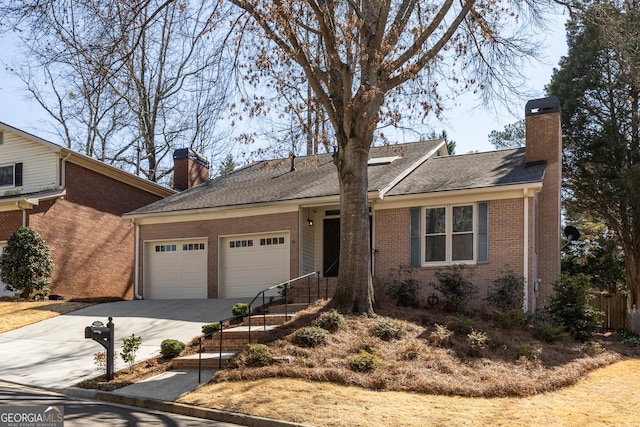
422, 203, 477, 266
0, 163, 15, 189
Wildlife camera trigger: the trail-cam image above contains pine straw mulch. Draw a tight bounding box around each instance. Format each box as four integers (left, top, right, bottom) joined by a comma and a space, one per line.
210, 298, 639, 398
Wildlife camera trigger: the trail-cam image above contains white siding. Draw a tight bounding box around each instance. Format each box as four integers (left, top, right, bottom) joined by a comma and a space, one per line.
0, 130, 59, 196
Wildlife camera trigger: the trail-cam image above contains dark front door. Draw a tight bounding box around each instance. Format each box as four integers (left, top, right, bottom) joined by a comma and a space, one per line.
323, 218, 340, 277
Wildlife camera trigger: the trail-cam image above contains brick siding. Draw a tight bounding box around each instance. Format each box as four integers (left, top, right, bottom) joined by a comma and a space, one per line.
2, 161, 165, 300
138, 211, 300, 298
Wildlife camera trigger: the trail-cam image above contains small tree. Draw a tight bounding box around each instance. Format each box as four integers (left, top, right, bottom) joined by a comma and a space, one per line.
545, 274, 603, 342
120, 334, 142, 369
0, 227, 53, 299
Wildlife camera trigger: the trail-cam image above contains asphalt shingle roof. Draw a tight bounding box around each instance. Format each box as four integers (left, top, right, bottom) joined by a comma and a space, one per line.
386, 147, 546, 196
127, 142, 545, 216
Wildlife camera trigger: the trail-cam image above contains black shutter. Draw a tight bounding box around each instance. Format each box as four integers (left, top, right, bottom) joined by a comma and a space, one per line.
477, 202, 489, 264
410, 207, 421, 266
14, 163, 23, 186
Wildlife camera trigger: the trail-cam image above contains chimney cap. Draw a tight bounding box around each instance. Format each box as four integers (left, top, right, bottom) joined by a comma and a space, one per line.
173, 148, 210, 168
525, 96, 560, 117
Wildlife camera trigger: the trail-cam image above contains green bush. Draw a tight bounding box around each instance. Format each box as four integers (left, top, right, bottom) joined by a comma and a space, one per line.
292, 326, 328, 347
532, 320, 568, 342
486, 271, 525, 310
347, 350, 381, 373
432, 265, 476, 312
0, 226, 54, 299
620, 330, 640, 347
545, 274, 604, 342
201, 322, 221, 335
314, 309, 344, 331
232, 303, 251, 317
160, 339, 185, 359
492, 308, 527, 330
244, 343, 273, 367
384, 266, 420, 307
371, 319, 406, 341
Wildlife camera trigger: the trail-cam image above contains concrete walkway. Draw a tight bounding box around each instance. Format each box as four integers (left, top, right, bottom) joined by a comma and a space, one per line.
0, 299, 250, 389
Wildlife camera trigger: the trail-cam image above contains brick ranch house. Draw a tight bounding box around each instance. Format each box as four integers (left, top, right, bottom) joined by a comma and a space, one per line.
0, 122, 174, 299
124, 96, 562, 313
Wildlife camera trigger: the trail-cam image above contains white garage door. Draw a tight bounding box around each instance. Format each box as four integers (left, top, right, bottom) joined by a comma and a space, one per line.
145, 240, 208, 299
220, 233, 290, 298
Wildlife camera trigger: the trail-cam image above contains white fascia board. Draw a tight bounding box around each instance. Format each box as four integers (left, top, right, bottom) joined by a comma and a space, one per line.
378, 140, 447, 199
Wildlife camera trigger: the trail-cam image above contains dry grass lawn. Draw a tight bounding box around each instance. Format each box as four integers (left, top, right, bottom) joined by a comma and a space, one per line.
0, 300, 95, 333
179, 359, 640, 426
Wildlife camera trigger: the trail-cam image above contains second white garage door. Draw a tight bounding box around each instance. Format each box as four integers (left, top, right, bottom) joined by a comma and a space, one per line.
145, 239, 208, 299
220, 233, 290, 298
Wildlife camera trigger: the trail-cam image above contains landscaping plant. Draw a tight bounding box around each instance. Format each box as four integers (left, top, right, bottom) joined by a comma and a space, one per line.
545, 274, 604, 342
432, 265, 476, 312
383, 265, 420, 307
0, 226, 53, 299
160, 339, 185, 359
120, 334, 142, 369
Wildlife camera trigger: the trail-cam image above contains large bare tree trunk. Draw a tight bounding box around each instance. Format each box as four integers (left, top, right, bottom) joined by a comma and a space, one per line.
331, 129, 376, 314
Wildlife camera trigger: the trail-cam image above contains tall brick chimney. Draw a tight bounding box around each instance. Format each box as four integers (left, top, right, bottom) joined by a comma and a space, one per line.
525, 96, 562, 308
173, 148, 210, 191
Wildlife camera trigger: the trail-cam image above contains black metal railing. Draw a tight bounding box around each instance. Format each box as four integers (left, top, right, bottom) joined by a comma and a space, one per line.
197, 271, 321, 381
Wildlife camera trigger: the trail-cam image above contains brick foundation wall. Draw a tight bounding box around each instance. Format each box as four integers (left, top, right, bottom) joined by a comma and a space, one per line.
138, 211, 300, 298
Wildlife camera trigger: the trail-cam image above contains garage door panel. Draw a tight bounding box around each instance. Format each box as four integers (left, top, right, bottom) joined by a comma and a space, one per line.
146, 240, 207, 299
221, 233, 290, 298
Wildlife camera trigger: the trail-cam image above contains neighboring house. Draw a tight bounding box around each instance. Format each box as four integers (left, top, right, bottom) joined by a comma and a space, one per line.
124, 96, 562, 313
0, 122, 174, 299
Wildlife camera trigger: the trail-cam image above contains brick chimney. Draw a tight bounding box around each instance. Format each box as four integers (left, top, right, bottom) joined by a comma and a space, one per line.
173, 148, 210, 191
525, 96, 562, 307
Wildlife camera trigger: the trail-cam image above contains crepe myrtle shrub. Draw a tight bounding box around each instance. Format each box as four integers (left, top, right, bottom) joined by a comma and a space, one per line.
292, 326, 328, 348
0, 226, 53, 299
160, 339, 185, 359
545, 273, 604, 342
383, 265, 420, 307
432, 265, 476, 312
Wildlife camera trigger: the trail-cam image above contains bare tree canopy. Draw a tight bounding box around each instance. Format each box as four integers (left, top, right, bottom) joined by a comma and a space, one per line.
0, 0, 235, 184
227, 0, 553, 313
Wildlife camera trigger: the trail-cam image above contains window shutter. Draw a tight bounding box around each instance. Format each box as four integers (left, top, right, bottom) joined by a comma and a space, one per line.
477, 201, 489, 264
14, 163, 23, 187
410, 207, 421, 266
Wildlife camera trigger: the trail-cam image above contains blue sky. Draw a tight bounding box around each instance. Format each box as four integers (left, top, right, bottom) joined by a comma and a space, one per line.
0, 9, 569, 156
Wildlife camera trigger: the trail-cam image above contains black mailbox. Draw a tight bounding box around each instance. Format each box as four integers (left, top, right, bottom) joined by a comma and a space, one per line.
84, 317, 115, 380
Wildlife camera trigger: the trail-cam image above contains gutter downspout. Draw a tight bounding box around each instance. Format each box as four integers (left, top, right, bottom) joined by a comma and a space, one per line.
60, 151, 72, 188
134, 222, 143, 299
17, 202, 27, 227
523, 188, 529, 312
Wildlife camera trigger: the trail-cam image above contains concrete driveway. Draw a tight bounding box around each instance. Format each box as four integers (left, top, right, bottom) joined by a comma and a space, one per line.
0, 298, 251, 389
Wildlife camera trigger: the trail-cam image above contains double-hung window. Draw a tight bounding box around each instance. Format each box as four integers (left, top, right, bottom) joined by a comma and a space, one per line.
0, 163, 22, 188
424, 204, 475, 264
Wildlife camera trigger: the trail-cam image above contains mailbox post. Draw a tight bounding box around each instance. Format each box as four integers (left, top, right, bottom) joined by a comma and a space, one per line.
84, 317, 115, 380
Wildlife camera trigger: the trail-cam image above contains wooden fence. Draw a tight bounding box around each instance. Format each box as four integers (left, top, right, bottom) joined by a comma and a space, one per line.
590, 293, 627, 331
628, 308, 640, 335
